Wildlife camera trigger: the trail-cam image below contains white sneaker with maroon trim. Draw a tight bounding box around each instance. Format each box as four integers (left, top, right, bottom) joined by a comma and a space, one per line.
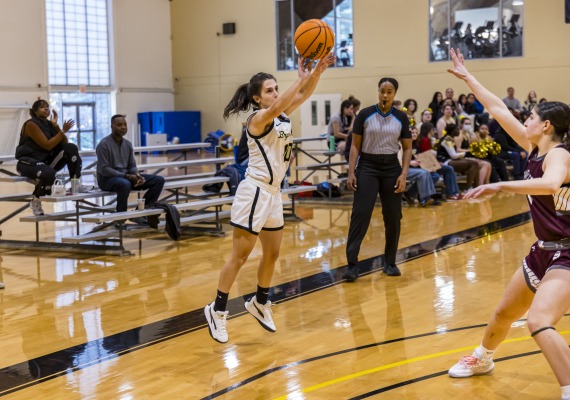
448, 355, 494, 378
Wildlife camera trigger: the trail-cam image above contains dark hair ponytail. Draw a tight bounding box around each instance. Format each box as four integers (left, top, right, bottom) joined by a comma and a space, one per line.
223, 72, 276, 119
534, 101, 570, 145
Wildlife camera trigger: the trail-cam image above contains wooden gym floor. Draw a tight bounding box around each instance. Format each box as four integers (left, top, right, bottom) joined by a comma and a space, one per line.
0, 176, 566, 399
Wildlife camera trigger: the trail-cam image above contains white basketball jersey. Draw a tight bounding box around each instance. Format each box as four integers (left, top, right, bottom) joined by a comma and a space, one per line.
245, 111, 293, 189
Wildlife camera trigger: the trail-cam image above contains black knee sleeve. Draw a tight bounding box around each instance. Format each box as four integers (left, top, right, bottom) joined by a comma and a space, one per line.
530, 326, 555, 337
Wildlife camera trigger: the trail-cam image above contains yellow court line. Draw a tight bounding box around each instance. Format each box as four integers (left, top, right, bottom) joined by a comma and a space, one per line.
273, 330, 570, 400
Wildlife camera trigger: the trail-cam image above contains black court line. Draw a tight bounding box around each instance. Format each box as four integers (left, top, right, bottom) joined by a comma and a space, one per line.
349, 350, 543, 399
0, 212, 532, 397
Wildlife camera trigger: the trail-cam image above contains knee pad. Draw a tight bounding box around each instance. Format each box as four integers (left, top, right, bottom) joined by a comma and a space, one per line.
530, 326, 555, 337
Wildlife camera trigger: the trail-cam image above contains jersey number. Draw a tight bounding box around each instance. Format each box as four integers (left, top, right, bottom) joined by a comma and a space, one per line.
283, 143, 293, 162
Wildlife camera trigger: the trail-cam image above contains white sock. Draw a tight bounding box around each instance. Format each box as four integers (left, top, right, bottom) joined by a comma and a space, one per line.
561, 385, 570, 399
474, 344, 494, 361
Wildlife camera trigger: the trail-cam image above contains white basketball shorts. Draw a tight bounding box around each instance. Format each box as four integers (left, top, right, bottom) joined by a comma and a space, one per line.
230, 178, 283, 235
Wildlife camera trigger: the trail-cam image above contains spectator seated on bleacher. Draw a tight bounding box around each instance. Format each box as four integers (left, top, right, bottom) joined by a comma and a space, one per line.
502, 86, 524, 119
436, 123, 480, 191
471, 123, 509, 182
327, 99, 354, 153
436, 103, 457, 137
455, 117, 492, 185
489, 115, 527, 180
465, 92, 489, 125
96, 115, 165, 218
416, 123, 463, 201
15, 99, 91, 216
404, 126, 441, 206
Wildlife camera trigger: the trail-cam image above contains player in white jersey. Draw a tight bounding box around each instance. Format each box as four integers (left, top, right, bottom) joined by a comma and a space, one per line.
204, 53, 334, 343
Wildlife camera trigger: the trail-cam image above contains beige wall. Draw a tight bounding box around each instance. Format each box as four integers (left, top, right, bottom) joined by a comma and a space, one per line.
113, 0, 174, 144
0, 0, 48, 155
171, 0, 570, 139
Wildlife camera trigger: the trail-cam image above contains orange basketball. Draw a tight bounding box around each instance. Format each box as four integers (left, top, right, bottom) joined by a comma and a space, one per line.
294, 19, 335, 60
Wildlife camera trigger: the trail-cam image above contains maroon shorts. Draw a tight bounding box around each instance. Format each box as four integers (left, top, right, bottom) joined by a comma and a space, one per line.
523, 241, 570, 292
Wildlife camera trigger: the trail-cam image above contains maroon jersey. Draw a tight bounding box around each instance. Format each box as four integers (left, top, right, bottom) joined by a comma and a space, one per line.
525, 144, 570, 241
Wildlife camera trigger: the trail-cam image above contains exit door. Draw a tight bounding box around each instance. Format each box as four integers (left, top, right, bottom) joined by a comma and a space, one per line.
299, 94, 341, 150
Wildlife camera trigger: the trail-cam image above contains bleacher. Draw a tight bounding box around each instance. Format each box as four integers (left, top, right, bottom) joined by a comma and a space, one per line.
0, 143, 316, 255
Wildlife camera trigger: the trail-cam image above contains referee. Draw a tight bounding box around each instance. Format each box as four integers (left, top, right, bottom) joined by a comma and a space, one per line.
344, 77, 412, 281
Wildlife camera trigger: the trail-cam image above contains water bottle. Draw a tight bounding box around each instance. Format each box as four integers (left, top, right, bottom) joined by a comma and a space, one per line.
329, 134, 335, 151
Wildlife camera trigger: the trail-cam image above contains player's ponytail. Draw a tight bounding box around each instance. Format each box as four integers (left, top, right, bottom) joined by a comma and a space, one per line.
223, 83, 249, 119
223, 72, 276, 119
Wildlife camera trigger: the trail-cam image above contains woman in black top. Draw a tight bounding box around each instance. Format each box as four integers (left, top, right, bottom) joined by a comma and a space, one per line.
344, 78, 412, 281
429, 91, 444, 122
15, 99, 78, 216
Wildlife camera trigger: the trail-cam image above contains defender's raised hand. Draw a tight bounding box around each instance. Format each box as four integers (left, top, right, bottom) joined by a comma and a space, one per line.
447, 48, 470, 81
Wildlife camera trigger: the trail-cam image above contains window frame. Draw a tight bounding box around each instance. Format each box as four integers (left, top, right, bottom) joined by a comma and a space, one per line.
428, 0, 524, 62
275, 0, 354, 71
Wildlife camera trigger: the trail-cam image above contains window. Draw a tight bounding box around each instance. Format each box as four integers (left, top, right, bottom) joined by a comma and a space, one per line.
45, 0, 112, 150
46, 0, 110, 86
429, 0, 524, 62
276, 0, 353, 70
49, 92, 111, 151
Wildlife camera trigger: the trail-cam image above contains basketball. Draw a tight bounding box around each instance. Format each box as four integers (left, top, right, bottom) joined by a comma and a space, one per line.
294, 19, 335, 60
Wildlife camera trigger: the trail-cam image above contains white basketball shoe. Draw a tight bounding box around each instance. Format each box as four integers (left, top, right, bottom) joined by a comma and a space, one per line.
448, 355, 495, 378
244, 296, 276, 332
204, 302, 229, 343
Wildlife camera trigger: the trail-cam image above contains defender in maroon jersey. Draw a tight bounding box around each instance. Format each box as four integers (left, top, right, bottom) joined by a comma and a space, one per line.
445, 48, 570, 400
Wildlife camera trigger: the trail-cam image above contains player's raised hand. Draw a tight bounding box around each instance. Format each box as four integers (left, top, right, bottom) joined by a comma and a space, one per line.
297, 56, 311, 80
447, 48, 470, 81
314, 52, 335, 75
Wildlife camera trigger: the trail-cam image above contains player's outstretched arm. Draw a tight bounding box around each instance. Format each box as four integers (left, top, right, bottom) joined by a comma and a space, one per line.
447, 48, 530, 151
285, 53, 335, 115
464, 148, 570, 199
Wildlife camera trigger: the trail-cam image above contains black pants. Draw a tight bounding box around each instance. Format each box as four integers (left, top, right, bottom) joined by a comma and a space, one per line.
346, 155, 402, 267
17, 143, 82, 197
489, 156, 509, 182
98, 174, 165, 212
